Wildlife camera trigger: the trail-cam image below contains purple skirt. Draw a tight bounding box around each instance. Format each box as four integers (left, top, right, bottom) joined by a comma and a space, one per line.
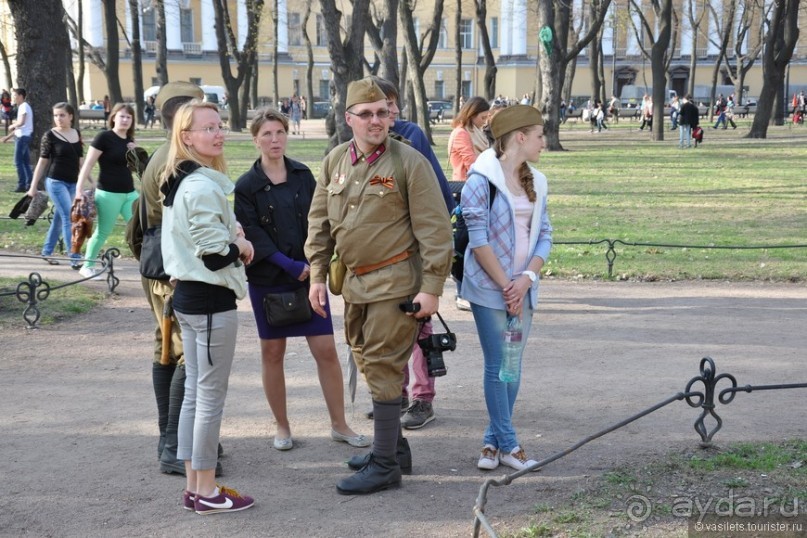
248, 282, 334, 340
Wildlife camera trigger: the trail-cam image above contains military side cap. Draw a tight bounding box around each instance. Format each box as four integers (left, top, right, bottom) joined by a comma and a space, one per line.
491, 105, 544, 139
346, 78, 386, 110
155, 81, 205, 109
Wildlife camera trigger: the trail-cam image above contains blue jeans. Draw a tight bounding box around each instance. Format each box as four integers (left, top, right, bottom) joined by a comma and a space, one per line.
679, 125, 692, 148
470, 303, 534, 453
14, 135, 32, 189
176, 309, 238, 471
42, 178, 80, 261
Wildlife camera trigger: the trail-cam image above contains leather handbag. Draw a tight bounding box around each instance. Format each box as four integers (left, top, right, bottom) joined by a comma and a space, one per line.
136, 194, 169, 281
263, 287, 312, 327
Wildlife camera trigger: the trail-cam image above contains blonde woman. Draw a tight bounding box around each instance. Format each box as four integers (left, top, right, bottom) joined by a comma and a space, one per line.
448, 97, 491, 182
160, 100, 255, 514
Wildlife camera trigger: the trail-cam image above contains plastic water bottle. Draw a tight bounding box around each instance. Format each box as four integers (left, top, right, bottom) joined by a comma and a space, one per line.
499, 315, 523, 383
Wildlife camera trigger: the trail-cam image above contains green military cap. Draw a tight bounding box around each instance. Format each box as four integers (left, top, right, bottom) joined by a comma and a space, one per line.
491, 104, 544, 139
346, 78, 386, 110
155, 81, 205, 109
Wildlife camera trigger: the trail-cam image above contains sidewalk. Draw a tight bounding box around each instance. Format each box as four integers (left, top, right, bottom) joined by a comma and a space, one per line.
1, 252, 805, 536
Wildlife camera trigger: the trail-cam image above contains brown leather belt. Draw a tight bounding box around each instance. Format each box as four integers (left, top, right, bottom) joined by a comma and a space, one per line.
353, 250, 411, 276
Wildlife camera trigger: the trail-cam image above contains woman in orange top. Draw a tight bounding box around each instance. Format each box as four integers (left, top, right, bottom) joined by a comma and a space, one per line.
448, 97, 491, 182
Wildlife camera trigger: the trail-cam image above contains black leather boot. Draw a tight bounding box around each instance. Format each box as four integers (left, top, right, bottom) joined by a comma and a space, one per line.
347, 437, 412, 474
336, 454, 401, 495
152, 363, 175, 459
160, 365, 223, 477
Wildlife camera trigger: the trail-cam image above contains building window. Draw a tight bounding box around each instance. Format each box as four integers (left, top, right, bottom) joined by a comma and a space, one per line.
460, 19, 473, 49
490, 17, 498, 49
142, 9, 156, 42
319, 79, 330, 100
289, 12, 302, 46
434, 80, 445, 99
180, 8, 193, 43
151, 76, 160, 86
316, 14, 328, 46
190, 77, 202, 85
461, 80, 472, 98
439, 18, 448, 48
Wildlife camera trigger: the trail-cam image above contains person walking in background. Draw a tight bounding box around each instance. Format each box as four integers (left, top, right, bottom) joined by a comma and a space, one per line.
677, 94, 700, 149
712, 94, 728, 129
161, 100, 255, 514
2, 88, 34, 192
725, 94, 738, 129
460, 105, 552, 472
102, 95, 111, 123
1, 89, 13, 135
594, 99, 608, 132
639, 95, 653, 131
75, 103, 140, 279
608, 95, 620, 124
300, 96, 307, 119
144, 95, 156, 129
290, 95, 302, 135
669, 95, 680, 130
305, 78, 452, 495
27, 102, 83, 268
448, 97, 491, 184
234, 108, 367, 452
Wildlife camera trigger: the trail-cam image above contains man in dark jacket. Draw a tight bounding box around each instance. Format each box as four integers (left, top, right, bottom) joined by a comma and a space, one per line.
678, 95, 700, 149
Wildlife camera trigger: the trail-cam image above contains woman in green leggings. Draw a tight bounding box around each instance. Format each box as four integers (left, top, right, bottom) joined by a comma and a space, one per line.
75, 103, 139, 279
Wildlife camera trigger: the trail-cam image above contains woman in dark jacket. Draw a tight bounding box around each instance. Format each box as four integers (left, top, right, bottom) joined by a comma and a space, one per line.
234, 108, 367, 452
678, 95, 700, 149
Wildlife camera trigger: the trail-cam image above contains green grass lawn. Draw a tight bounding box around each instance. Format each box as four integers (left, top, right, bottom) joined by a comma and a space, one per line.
2, 120, 805, 281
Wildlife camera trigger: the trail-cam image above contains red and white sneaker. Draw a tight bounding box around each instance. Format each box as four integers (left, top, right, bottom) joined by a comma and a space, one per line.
182, 490, 196, 511
194, 485, 254, 515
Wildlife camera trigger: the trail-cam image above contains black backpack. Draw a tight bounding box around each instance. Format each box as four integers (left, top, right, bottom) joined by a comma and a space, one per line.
451, 180, 497, 282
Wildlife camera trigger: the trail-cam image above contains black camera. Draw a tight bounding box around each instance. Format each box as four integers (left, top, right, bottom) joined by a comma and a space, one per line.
416, 312, 456, 377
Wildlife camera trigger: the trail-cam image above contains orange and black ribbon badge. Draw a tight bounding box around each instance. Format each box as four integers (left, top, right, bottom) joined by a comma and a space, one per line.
369, 175, 395, 189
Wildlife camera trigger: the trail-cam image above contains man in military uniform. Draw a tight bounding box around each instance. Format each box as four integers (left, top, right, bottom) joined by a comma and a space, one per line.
305, 78, 452, 495
136, 82, 220, 476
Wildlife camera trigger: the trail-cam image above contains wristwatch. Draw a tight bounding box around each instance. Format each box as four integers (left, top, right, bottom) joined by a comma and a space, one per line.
522, 270, 537, 283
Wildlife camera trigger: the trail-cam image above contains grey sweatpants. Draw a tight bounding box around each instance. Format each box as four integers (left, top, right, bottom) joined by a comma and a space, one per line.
175, 310, 238, 470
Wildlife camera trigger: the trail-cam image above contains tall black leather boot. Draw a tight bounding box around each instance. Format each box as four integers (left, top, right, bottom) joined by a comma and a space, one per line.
337, 399, 402, 495
152, 363, 175, 459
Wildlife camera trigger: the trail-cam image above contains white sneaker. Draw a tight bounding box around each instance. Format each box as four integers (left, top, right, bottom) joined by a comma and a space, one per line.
79, 266, 102, 280
499, 446, 539, 472
477, 444, 499, 470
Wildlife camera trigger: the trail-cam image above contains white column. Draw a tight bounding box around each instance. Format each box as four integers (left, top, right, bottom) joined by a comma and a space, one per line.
706, 0, 719, 55
83, 0, 104, 48
627, 7, 641, 55
277, 0, 289, 54
680, 0, 693, 56
164, 0, 182, 50
237, 0, 248, 49
201, 0, 217, 51
511, 0, 527, 55
499, 0, 512, 56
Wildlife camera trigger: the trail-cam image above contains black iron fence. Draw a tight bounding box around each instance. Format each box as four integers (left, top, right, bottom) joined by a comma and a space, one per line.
472, 357, 807, 537
555, 239, 807, 278
0, 248, 121, 328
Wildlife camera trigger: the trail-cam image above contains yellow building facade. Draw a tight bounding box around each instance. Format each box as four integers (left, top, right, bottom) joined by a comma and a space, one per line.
0, 0, 804, 105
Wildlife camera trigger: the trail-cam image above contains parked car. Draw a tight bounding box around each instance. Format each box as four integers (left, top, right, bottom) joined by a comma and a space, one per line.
310, 101, 332, 119
427, 100, 454, 122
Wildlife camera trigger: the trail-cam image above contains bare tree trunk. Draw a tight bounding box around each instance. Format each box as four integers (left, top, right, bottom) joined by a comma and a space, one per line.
366, 0, 400, 86
454, 0, 462, 112
76, 0, 85, 104
474, 0, 497, 100
302, 0, 315, 114
66, 48, 78, 113
7, 0, 70, 158
748, 0, 799, 137
103, 0, 123, 103
128, 0, 145, 124
537, 0, 612, 150
272, 0, 279, 107
155, 0, 168, 86
319, 0, 370, 146
0, 39, 13, 89
649, 0, 672, 141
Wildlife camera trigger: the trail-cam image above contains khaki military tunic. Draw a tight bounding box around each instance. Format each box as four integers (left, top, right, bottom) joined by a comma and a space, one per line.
305, 137, 452, 400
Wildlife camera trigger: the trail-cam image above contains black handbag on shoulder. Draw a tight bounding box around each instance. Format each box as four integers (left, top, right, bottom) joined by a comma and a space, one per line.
263, 287, 312, 327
